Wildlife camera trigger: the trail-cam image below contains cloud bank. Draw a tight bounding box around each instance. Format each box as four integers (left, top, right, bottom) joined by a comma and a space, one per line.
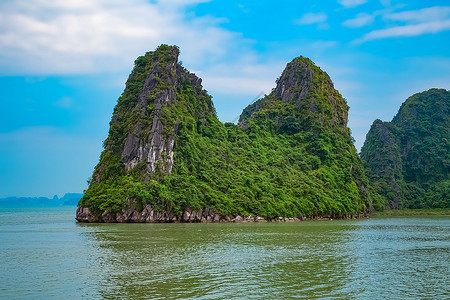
348, 6, 450, 43
0, 0, 240, 75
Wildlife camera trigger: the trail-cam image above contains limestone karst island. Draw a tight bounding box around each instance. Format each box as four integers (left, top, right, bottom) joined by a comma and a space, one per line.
76, 45, 449, 223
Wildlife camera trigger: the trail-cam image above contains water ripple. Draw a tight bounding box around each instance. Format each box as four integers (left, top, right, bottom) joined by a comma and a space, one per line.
1, 208, 449, 299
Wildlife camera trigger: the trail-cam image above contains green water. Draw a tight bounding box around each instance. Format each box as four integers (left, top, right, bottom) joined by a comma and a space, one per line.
0, 206, 449, 299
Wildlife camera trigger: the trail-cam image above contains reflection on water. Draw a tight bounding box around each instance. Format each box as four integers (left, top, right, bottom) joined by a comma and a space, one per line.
80, 217, 450, 299
0, 207, 449, 299
82, 222, 356, 299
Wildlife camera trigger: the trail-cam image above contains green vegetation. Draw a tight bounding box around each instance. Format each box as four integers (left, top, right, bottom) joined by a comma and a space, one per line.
361, 89, 450, 209
371, 208, 450, 218
80, 45, 382, 220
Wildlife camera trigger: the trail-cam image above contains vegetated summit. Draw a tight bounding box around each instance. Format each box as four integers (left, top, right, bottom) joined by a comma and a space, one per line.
76, 44, 383, 223
360, 88, 450, 209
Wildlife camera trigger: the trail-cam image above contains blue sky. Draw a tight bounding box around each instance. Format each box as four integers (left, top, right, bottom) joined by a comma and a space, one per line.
1, 0, 449, 198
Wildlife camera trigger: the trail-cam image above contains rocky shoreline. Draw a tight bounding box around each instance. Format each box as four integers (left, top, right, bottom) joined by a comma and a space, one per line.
76, 204, 369, 223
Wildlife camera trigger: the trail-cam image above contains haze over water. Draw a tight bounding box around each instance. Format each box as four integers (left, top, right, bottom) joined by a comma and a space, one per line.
1, 206, 449, 299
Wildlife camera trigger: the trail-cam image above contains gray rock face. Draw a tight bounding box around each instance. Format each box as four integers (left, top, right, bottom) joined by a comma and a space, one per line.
76, 199, 319, 223
120, 49, 181, 174
76, 201, 227, 223
76, 207, 99, 222
273, 58, 314, 104
239, 56, 348, 128
232, 215, 244, 222
112, 46, 206, 177
75, 204, 358, 223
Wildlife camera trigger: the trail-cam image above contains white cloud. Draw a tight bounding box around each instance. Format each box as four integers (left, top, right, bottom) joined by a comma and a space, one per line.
357, 20, 450, 42
341, 7, 399, 29
202, 76, 274, 95
350, 6, 450, 43
295, 12, 328, 25
198, 59, 284, 95
386, 6, 450, 23
0, 0, 287, 132
342, 12, 375, 28
0, 0, 240, 75
338, 0, 368, 8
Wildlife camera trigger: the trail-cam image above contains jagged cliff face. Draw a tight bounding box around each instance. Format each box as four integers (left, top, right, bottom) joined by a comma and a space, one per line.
274, 57, 348, 128
273, 57, 314, 104
119, 51, 178, 174
96, 45, 214, 181
78, 45, 381, 223
360, 120, 404, 209
240, 57, 348, 130
361, 88, 450, 209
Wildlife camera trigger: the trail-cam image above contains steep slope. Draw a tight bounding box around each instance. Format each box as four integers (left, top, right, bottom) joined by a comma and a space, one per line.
360, 88, 450, 209
236, 56, 382, 216
77, 45, 381, 223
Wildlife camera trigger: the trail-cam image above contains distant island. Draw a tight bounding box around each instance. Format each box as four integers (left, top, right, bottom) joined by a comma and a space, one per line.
0, 193, 83, 207
361, 88, 449, 209
77, 44, 382, 223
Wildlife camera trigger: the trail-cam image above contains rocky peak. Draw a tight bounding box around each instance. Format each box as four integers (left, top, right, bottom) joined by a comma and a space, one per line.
120, 46, 181, 174
137, 46, 180, 107
99, 45, 211, 180
273, 56, 315, 104
240, 56, 348, 129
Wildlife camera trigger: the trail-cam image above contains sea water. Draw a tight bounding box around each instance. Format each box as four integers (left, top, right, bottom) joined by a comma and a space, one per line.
0, 206, 449, 299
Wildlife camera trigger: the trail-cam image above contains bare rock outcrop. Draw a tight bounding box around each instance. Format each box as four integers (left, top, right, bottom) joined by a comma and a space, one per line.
120, 47, 179, 174
76, 200, 227, 223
